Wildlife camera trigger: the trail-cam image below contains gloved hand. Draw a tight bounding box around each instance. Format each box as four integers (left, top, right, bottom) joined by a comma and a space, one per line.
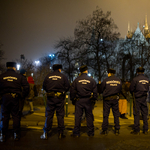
91, 99, 96, 106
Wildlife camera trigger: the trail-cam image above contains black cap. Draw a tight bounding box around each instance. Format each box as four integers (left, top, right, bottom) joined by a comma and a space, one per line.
108, 68, 116, 74
136, 67, 145, 73
20, 69, 27, 75
52, 64, 62, 71
79, 65, 88, 73
6, 62, 16, 68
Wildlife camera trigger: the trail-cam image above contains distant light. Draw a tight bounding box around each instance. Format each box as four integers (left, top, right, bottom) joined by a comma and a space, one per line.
88, 73, 91, 76
35, 60, 40, 65
100, 39, 103, 41
50, 67, 52, 69
17, 64, 20, 70
49, 54, 55, 57
31, 73, 33, 77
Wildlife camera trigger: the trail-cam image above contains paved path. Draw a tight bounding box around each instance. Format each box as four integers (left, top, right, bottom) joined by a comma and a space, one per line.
1, 100, 150, 150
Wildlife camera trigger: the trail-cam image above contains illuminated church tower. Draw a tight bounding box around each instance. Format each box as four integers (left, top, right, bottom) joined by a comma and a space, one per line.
144, 15, 150, 39
126, 22, 133, 39
126, 15, 150, 42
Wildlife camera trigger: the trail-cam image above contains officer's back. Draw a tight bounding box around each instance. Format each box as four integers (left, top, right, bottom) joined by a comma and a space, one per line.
75, 73, 97, 98
43, 65, 70, 93
0, 64, 29, 97
130, 72, 149, 98
101, 74, 122, 98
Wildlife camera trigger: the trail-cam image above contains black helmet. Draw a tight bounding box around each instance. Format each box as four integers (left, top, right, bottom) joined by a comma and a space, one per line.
79, 65, 88, 73
52, 64, 62, 71
6, 62, 16, 68
136, 67, 145, 73
108, 68, 116, 74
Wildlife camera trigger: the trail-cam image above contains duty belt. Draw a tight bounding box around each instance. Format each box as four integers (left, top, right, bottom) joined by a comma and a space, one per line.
5, 93, 19, 98
47, 92, 64, 98
104, 94, 119, 100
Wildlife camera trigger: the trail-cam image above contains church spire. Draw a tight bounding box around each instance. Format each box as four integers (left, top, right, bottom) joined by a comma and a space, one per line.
145, 15, 148, 30
127, 22, 130, 33
127, 22, 133, 39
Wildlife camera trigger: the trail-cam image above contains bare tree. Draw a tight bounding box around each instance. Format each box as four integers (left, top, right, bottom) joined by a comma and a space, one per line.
74, 7, 120, 80
55, 37, 79, 81
15, 58, 35, 76
33, 55, 56, 95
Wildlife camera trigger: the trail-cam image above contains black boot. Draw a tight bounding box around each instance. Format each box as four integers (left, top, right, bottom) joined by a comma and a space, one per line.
130, 130, 140, 135
120, 114, 128, 119
143, 131, 148, 135
100, 130, 108, 135
58, 132, 66, 139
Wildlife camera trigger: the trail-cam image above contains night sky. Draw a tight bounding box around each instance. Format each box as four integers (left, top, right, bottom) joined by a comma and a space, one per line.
0, 0, 150, 63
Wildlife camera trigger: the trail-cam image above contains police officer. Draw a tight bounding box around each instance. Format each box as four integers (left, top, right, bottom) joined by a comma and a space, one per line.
40, 64, 70, 139
0, 62, 29, 142
100, 68, 122, 135
130, 67, 149, 134
70, 65, 97, 137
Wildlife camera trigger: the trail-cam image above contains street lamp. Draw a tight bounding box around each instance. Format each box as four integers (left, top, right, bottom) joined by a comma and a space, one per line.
17, 64, 20, 70
88, 73, 91, 76
35, 60, 40, 66
49, 54, 55, 57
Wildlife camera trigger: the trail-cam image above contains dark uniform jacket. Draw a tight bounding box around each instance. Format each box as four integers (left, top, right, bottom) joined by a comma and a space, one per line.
0, 69, 29, 98
130, 74, 149, 98
100, 75, 122, 98
43, 70, 70, 93
70, 73, 97, 100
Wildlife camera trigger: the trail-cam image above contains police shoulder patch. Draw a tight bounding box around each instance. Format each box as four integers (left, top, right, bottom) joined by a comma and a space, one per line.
139, 80, 149, 84
3, 76, 17, 82
49, 75, 61, 80
78, 79, 90, 84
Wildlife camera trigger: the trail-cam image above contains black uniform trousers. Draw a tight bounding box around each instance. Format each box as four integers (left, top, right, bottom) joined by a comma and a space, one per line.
1, 94, 20, 135
43, 97, 65, 134
73, 98, 94, 136
133, 97, 148, 132
102, 99, 120, 130
19, 98, 25, 120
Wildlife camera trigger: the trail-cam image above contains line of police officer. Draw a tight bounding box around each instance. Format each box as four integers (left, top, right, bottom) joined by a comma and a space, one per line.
0, 62, 149, 142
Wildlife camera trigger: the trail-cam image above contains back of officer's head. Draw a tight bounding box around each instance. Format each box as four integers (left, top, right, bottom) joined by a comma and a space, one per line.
52, 64, 62, 72
6, 62, 16, 71
20, 69, 27, 76
107, 68, 116, 77
136, 67, 145, 74
79, 65, 88, 73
